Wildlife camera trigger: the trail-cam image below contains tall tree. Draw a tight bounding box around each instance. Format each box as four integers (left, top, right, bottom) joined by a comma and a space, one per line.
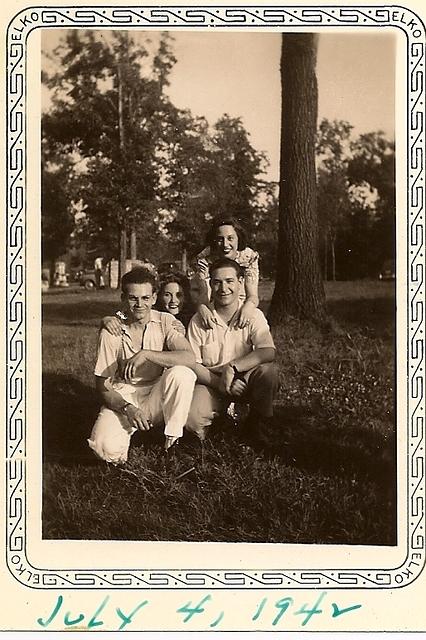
269, 34, 325, 324
42, 30, 176, 278
162, 112, 269, 263
211, 115, 268, 236
159, 111, 215, 261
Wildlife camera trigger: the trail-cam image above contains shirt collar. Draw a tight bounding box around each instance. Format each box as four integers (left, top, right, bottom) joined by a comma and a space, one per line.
149, 309, 164, 323
121, 309, 163, 336
212, 302, 243, 329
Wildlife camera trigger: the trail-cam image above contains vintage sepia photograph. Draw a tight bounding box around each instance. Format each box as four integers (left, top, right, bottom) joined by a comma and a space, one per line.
40, 28, 396, 545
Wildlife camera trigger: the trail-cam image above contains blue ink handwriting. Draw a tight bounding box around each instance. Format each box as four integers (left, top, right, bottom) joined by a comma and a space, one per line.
331, 602, 363, 618
252, 592, 362, 627
37, 595, 148, 630
37, 591, 362, 630
177, 595, 224, 628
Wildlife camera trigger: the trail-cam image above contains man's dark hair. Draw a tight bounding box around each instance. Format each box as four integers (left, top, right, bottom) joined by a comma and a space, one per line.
205, 216, 248, 251
121, 267, 158, 293
209, 258, 244, 279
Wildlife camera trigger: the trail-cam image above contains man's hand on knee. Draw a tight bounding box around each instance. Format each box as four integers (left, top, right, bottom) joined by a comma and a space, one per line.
123, 404, 152, 431
219, 364, 235, 396
230, 379, 247, 398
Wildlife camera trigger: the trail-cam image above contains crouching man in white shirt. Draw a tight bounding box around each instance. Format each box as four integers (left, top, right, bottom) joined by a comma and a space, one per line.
186, 258, 278, 443
88, 266, 196, 463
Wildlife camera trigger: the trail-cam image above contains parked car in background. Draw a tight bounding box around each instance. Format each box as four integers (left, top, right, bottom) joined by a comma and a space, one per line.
78, 269, 98, 290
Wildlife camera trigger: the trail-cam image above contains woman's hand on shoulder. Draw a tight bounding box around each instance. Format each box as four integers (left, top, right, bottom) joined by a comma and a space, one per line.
199, 304, 217, 330
101, 315, 122, 337
235, 301, 256, 329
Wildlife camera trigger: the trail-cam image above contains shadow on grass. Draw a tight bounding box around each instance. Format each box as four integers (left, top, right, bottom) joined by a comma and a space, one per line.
248, 404, 397, 544
263, 404, 396, 487
183, 403, 396, 493
43, 373, 100, 466
42, 373, 396, 485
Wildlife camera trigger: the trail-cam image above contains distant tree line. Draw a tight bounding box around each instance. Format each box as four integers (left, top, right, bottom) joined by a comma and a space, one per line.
260, 121, 395, 282
317, 120, 395, 281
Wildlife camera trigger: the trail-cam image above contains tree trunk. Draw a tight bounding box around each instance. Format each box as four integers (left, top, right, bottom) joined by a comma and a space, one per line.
324, 232, 328, 281
269, 34, 326, 325
181, 247, 188, 274
331, 237, 336, 282
118, 53, 128, 279
119, 227, 127, 281
130, 229, 137, 260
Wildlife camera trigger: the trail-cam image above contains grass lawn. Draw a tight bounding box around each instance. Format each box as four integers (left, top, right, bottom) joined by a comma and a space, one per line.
42, 280, 396, 543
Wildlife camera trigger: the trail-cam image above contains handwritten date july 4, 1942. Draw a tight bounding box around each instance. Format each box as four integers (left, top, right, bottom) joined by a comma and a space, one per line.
37, 591, 362, 630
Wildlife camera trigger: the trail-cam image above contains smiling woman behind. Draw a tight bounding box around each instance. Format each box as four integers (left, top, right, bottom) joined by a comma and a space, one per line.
156, 271, 194, 331
192, 215, 260, 331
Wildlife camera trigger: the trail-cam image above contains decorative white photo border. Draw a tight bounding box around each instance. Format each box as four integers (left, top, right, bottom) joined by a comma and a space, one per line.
5, 4, 425, 592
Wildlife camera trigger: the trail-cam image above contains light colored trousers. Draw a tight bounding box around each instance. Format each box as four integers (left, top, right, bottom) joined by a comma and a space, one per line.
88, 365, 196, 464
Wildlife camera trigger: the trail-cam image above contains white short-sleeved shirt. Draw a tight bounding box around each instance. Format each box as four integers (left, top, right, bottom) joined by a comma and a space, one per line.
95, 310, 185, 387
187, 306, 275, 374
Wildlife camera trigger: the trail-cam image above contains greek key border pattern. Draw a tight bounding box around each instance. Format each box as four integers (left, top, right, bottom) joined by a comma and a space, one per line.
5, 5, 425, 589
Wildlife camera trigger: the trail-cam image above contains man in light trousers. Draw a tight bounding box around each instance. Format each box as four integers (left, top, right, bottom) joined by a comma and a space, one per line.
88, 266, 196, 463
